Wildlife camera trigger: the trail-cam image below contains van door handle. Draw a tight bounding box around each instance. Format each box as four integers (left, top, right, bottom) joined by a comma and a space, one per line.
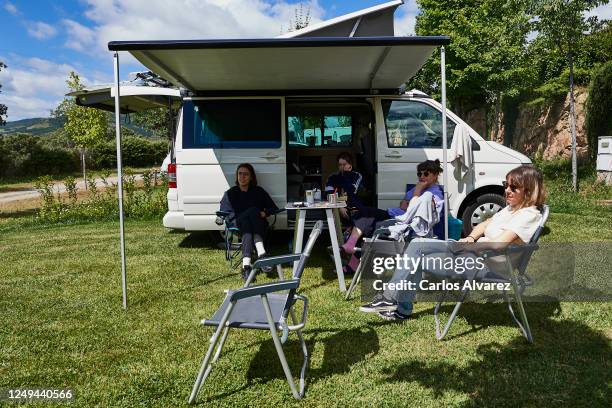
384, 152, 402, 158
260, 154, 279, 159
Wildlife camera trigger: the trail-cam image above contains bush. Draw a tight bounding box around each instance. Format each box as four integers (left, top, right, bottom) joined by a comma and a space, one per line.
89, 136, 167, 169
0, 134, 80, 178
585, 61, 612, 161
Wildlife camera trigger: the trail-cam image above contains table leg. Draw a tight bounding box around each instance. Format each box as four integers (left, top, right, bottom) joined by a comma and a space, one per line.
293, 209, 306, 274
326, 208, 346, 292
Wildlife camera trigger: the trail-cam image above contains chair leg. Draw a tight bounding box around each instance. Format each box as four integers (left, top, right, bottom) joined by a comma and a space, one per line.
345, 260, 363, 300
189, 304, 234, 404
434, 288, 469, 340
503, 288, 533, 343
290, 309, 309, 396
261, 295, 304, 400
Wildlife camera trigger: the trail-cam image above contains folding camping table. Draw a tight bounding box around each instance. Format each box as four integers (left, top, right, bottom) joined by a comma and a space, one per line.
286, 202, 346, 291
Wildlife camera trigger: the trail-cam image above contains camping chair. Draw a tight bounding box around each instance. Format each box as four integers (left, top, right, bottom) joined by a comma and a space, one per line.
432, 205, 549, 343
345, 184, 459, 300
188, 221, 324, 404
215, 208, 285, 271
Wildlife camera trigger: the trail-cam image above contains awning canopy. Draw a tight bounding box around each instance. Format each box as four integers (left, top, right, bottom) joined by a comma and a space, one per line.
67, 85, 181, 113
108, 36, 449, 93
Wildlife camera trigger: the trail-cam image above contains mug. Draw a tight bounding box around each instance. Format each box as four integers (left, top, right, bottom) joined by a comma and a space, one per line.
327, 193, 337, 204
314, 189, 321, 201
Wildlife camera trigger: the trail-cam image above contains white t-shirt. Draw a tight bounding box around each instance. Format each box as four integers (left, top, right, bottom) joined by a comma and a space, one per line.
479, 205, 542, 243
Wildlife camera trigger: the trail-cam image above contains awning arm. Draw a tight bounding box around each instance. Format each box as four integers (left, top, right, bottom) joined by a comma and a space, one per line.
369, 46, 392, 90
349, 16, 363, 37
113, 51, 128, 309
441, 46, 449, 240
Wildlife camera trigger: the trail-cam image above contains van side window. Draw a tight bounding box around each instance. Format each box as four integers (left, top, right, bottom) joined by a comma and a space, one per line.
182, 99, 281, 148
288, 115, 352, 147
382, 100, 456, 148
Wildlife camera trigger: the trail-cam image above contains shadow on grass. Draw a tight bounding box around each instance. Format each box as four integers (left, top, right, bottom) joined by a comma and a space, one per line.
0, 208, 37, 219
381, 303, 611, 406
201, 326, 379, 403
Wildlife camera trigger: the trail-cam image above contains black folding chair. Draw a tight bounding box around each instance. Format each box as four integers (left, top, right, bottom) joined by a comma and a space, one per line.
432, 205, 549, 343
188, 221, 324, 404
215, 208, 285, 271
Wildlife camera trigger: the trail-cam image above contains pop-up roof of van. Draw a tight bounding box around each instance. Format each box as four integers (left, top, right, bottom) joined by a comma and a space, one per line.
107, 36, 449, 94
67, 85, 180, 113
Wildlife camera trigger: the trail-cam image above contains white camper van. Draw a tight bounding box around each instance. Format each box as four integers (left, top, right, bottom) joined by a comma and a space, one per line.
106, 2, 531, 235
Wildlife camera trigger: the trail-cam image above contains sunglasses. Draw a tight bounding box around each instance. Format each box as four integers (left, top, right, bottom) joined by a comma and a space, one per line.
417, 171, 430, 177
502, 181, 520, 193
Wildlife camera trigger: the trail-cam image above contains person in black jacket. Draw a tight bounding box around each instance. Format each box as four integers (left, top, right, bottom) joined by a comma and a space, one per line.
220, 163, 279, 281
325, 152, 365, 215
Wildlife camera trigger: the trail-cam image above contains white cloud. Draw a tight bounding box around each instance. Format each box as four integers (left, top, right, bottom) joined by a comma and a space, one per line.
586, 2, 612, 20
3, 1, 18, 15
26, 21, 58, 40
0, 56, 94, 120
66, 0, 324, 58
394, 0, 418, 36
62, 19, 96, 52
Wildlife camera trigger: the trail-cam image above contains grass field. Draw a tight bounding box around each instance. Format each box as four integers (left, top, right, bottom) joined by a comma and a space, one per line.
1, 211, 610, 407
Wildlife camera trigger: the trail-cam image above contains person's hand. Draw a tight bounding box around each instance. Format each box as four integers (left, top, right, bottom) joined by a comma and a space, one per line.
399, 199, 409, 210
339, 207, 349, 219
260, 211, 267, 218
413, 181, 429, 195
458, 237, 476, 243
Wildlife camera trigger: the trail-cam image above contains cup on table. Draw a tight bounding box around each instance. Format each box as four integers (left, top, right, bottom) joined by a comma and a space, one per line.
305, 190, 314, 205
327, 192, 337, 204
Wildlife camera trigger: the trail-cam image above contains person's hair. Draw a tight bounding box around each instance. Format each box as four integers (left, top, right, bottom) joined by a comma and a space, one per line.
417, 159, 443, 174
336, 152, 353, 166
506, 165, 546, 209
235, 163, 258, 187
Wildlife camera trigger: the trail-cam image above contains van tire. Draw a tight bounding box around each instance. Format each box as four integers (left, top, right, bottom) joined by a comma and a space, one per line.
461, 193, 506, 235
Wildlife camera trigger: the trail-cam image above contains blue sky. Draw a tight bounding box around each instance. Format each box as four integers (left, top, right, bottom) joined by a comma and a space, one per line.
0, 0, 609, 121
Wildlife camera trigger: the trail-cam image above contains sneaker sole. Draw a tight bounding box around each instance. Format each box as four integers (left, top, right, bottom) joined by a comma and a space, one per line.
378, 312, 410, 321
358, 304, 398, 313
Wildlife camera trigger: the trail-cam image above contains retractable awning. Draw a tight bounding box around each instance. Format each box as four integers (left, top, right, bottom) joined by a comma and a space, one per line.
68, 85, 181, 113
108, 36, 449, 93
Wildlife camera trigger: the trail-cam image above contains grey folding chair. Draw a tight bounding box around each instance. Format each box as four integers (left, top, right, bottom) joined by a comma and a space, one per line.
345, 219, 407, 300
433, 205, 549, 343
188, 221, 324, 404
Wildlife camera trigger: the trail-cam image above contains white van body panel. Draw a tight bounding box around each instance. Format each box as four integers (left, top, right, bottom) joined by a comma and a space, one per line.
164, 93, 530, 230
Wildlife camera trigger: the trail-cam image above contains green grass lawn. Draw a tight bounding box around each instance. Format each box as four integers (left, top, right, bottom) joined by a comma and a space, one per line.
1, 213, 611, 407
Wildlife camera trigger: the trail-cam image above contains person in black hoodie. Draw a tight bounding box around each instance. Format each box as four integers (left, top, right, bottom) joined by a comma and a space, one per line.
325, 152, 365, 216
220, 163, 279, 281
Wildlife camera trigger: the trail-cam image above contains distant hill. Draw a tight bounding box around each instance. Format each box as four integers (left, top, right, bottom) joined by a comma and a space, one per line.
0, 117, 155, 138
0, 118, 62, 136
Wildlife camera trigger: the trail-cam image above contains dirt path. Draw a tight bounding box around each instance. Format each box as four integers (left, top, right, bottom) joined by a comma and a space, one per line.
0, 175, 143, 212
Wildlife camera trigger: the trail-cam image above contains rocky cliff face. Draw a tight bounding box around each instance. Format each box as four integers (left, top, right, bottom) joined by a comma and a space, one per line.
461, 87, 589, 160
510, 87, 588, 160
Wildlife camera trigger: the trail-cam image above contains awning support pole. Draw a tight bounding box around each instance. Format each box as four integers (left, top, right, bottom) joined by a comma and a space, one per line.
113, 51, 128, 309
441, 46, 449, 240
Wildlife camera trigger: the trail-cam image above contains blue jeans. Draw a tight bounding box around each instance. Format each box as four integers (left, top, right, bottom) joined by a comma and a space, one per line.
382, 238, 485, 315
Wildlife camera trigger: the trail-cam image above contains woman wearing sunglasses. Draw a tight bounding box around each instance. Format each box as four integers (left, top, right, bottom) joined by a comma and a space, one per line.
360, 164, 546, 320
340, 159, 444, 273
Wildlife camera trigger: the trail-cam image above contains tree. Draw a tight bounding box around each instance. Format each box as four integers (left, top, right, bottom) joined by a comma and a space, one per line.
133, 107, 174, 139
52, 72, 107, 186
409, 0, 531, 139
585, 61, 612, 161
0, 61, 7, 126
284, 2, 311, 33
530, 0, 606, 191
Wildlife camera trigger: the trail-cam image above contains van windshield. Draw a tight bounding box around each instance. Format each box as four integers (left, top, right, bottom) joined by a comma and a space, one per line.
182, 99, 282, 149
382, 100, 456, 148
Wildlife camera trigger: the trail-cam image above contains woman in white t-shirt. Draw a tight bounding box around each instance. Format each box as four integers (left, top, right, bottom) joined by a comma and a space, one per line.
359, 165, 547, 320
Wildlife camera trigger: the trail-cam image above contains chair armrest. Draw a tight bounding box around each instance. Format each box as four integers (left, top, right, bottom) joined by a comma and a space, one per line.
481, 243, 539, 259
252, 254, 301, 270
216, 210, 231, 218
229, 279, 300, 302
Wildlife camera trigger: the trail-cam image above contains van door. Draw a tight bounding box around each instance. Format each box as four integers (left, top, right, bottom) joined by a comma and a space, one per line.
375, 97, 459, 212
178, 97, 286, 229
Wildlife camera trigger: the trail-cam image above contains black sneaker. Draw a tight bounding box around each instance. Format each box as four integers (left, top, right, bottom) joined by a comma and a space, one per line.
378, 310, 411, 321
257, 253, 274, 273
241, 265, 254, 283
359, 294, 397, 313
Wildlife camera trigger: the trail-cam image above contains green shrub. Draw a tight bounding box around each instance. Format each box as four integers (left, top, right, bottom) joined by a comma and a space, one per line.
0, 134, 80, 178
585, 61, 612, 161
89, 136, 167, 169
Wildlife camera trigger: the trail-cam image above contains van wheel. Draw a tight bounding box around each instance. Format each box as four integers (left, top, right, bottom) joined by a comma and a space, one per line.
461, 193, 506, 235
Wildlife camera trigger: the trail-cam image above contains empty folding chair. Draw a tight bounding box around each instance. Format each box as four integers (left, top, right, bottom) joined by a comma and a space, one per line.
433, 205, 549, 343
188, 221, 324, 404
